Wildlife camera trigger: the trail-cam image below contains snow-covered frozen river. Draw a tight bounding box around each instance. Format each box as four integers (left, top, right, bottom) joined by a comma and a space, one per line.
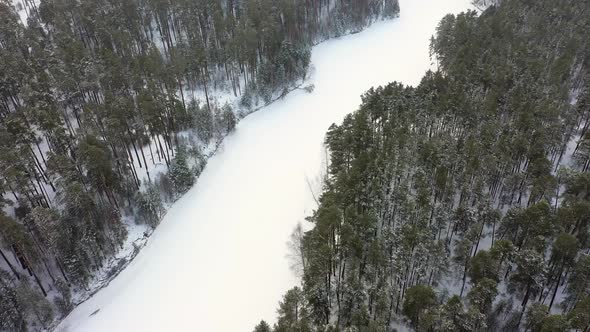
56, 1, 471, 331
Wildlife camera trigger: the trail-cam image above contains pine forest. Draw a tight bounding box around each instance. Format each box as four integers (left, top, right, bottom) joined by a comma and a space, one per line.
0, 0, 399, 330
259, 0, 590, 331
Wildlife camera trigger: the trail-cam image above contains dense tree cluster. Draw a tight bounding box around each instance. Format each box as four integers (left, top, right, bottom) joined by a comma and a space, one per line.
0, 0, 399, 329
260, 0, 590, 331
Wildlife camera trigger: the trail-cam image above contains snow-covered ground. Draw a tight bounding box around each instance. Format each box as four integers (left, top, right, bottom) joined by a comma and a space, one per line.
55, 1, 472, 331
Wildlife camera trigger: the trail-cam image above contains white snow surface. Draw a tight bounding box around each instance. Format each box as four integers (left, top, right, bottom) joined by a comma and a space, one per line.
55, 1, 472, 331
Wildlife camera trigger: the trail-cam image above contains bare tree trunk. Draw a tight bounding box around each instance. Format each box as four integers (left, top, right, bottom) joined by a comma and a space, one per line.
548, 267, 563, 310
0, 248, 20, 280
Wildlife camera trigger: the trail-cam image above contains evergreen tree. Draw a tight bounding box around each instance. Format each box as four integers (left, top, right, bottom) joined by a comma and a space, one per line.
402, 285, 437, 329
275, 287, 311, 332
568, 296, 590, 332
169, 145, 194, 196
252, 320, 271, 332
136, 183, 165, 228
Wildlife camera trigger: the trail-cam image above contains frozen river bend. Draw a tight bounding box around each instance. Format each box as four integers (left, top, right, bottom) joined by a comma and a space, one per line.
57, 1, 471, 331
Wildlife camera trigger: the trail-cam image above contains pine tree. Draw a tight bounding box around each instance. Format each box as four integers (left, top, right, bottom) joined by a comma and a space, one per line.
0, 271, 26, 331
402, 285, 437, 329
169, 145, 194, 195
568, 296, 590, 332
252, 320, 271, 332
275, 287, 312, 332
136, 183, 165, 228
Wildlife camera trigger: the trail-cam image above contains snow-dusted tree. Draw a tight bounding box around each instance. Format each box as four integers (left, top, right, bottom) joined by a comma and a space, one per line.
252, 320, 271, 332
469, 250, 499, 285
489, 240, 514, 280
274, 287, 312, 332
509, 249, 546, 320
539, 314, 569, 331
191, 100, 214, 144
156, 173, 176, 203
16, 281, 54, 329
169, 145, 194, 195
544, 233, 578, 310
468, 278, 498, 315
136, 183, 164, 228
53, 278, 73, 316
0, 271, 26, 331
214, 104, 236, 139
439, 296, 464, 331
565, 255, 590, 311
454, 237, 473, 297
0, 213, 47, 296
568, 296, 590, 332
77, 135, 121, 205
402, 285, 437, 329
524, 303, 549, 332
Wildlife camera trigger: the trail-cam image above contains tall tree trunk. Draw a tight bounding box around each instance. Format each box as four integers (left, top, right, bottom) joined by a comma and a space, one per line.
548, 267, 563, 310
0, 248, 20, 280
460, 263, 468, 297
156, 135, 170, 167
55, 258, 70, 283
178, 77, 187, 112
139, 145, 151, 183
201, 68, 212, 112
